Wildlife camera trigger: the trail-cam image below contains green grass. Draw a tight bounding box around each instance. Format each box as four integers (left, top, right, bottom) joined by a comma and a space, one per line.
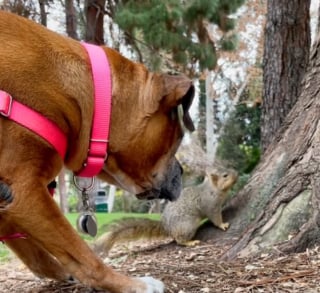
0, 212, 160, 262
66, 212, 159, 230
0, 245, 12, 263
66, 212, 160, 240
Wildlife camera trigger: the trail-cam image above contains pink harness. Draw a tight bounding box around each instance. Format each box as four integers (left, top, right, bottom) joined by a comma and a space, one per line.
0, 43, 112, 242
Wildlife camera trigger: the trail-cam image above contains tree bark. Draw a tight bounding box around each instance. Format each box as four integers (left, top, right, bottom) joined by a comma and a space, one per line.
212, 34, 320, 260
205, 72, 215, 160
65, 0, 78, 40
38, 0, 47, 26
198, 79, 206, 149
84, 0, 106, 45
58, 170, 68, 214
261, 0, 310, 152
317, 2, 320, 37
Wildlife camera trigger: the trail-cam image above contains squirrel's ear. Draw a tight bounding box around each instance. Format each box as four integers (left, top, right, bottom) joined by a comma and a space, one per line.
161, 74, 195, 132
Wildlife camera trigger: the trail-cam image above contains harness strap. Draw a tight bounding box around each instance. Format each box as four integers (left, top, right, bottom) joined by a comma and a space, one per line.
0, 91, 67, 158
0, 44, 111, 178
48, 180, 57, 196
0, 232, 27, 243
76, 43, 112, 177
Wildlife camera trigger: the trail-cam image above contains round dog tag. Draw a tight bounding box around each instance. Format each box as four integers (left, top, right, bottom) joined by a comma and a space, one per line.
77, 213, 97, 237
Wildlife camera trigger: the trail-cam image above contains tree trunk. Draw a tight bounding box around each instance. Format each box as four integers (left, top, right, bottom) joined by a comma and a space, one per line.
212, 35, 320, 260
122, 191, 133, 213
65, 0, 78, 40
58, 170, 68, 214
38, 0, 47, 26
107, 185, 116, 212
317, 2, 320, 37
198, 79, 206, 149
84, 0, 106, 45
205, 71, 216, 161
261, 0, 310, 152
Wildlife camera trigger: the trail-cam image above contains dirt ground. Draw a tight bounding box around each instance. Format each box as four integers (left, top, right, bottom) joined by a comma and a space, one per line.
0, 239, 320, 293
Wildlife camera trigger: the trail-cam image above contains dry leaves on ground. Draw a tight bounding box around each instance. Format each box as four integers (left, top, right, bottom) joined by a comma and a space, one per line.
0, 240, 319, 293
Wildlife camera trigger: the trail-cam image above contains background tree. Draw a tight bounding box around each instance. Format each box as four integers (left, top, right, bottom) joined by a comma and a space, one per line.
58, 170, 68, 214
38, 0, 47, 26
112, 0, 245, 72
221, 39, 320, 257
216, 101, 261, 175
0, 0, 37, 18
110, 0, 250, 162
196, 0, 317, 258
261, 0, 311, 152
65, 0, 78, 39
84, 0, 106, 44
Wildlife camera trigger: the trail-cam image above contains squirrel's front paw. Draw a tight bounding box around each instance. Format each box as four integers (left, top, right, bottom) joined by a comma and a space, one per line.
136, 276, 165, 293
219, 222, 229, 231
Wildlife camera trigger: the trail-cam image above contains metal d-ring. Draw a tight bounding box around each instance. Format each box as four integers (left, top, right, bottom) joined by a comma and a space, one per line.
73, 176, 95, 192
73, 175, 97, 237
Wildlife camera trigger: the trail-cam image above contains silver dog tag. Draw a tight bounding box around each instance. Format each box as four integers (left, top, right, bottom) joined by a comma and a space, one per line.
74, 182, 98, 237
77, 212, 97, 237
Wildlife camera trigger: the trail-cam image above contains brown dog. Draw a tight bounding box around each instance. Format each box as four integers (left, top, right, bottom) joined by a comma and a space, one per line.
0, 11, 194, 293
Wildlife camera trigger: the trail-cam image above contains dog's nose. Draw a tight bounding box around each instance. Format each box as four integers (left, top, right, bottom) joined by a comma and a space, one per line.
135, 159, 183, 201
158, 159, 183, 201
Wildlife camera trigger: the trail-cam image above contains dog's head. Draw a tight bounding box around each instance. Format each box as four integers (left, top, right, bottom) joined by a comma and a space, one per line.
98, 64, 194, 201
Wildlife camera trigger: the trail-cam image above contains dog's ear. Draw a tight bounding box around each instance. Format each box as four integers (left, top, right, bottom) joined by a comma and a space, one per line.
162, 74, 195, 132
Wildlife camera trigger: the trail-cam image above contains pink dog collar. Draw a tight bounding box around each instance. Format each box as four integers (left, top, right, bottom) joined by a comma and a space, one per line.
76, 43, 112, 177
0, 91, 67, 158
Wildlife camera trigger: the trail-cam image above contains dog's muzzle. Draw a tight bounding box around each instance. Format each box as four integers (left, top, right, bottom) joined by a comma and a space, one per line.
136, 159, 183, 201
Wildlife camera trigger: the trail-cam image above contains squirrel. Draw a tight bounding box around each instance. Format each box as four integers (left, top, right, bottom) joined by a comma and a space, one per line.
93, 166, 238, 253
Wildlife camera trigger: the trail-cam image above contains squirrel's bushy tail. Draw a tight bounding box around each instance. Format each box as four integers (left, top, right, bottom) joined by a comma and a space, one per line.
93, 217, 167, 255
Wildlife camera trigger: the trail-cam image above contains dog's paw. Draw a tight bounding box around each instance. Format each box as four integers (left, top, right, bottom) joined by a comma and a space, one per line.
136, 276, 165, 293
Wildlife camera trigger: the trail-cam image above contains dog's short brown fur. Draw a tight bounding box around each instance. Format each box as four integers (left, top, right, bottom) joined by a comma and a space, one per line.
0, 11, 194, 293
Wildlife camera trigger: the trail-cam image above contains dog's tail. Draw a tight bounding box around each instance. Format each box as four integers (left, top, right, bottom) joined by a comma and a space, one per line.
93, 217, 168, 255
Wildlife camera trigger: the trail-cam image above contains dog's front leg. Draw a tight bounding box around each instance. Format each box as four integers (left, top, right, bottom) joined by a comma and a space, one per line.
0, 222, 68, 280
6, 178, 163, 293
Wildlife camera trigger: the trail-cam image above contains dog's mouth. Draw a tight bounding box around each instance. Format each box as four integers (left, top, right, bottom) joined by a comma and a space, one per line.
136, 189, 161, 200
136, 187, 178, 201
136, 158, 183, 201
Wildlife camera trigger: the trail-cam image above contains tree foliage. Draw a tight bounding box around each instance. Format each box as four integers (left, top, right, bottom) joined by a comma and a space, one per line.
216, 102, 261, 174
0, 0, 38, 19
114, 0, 245, 71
